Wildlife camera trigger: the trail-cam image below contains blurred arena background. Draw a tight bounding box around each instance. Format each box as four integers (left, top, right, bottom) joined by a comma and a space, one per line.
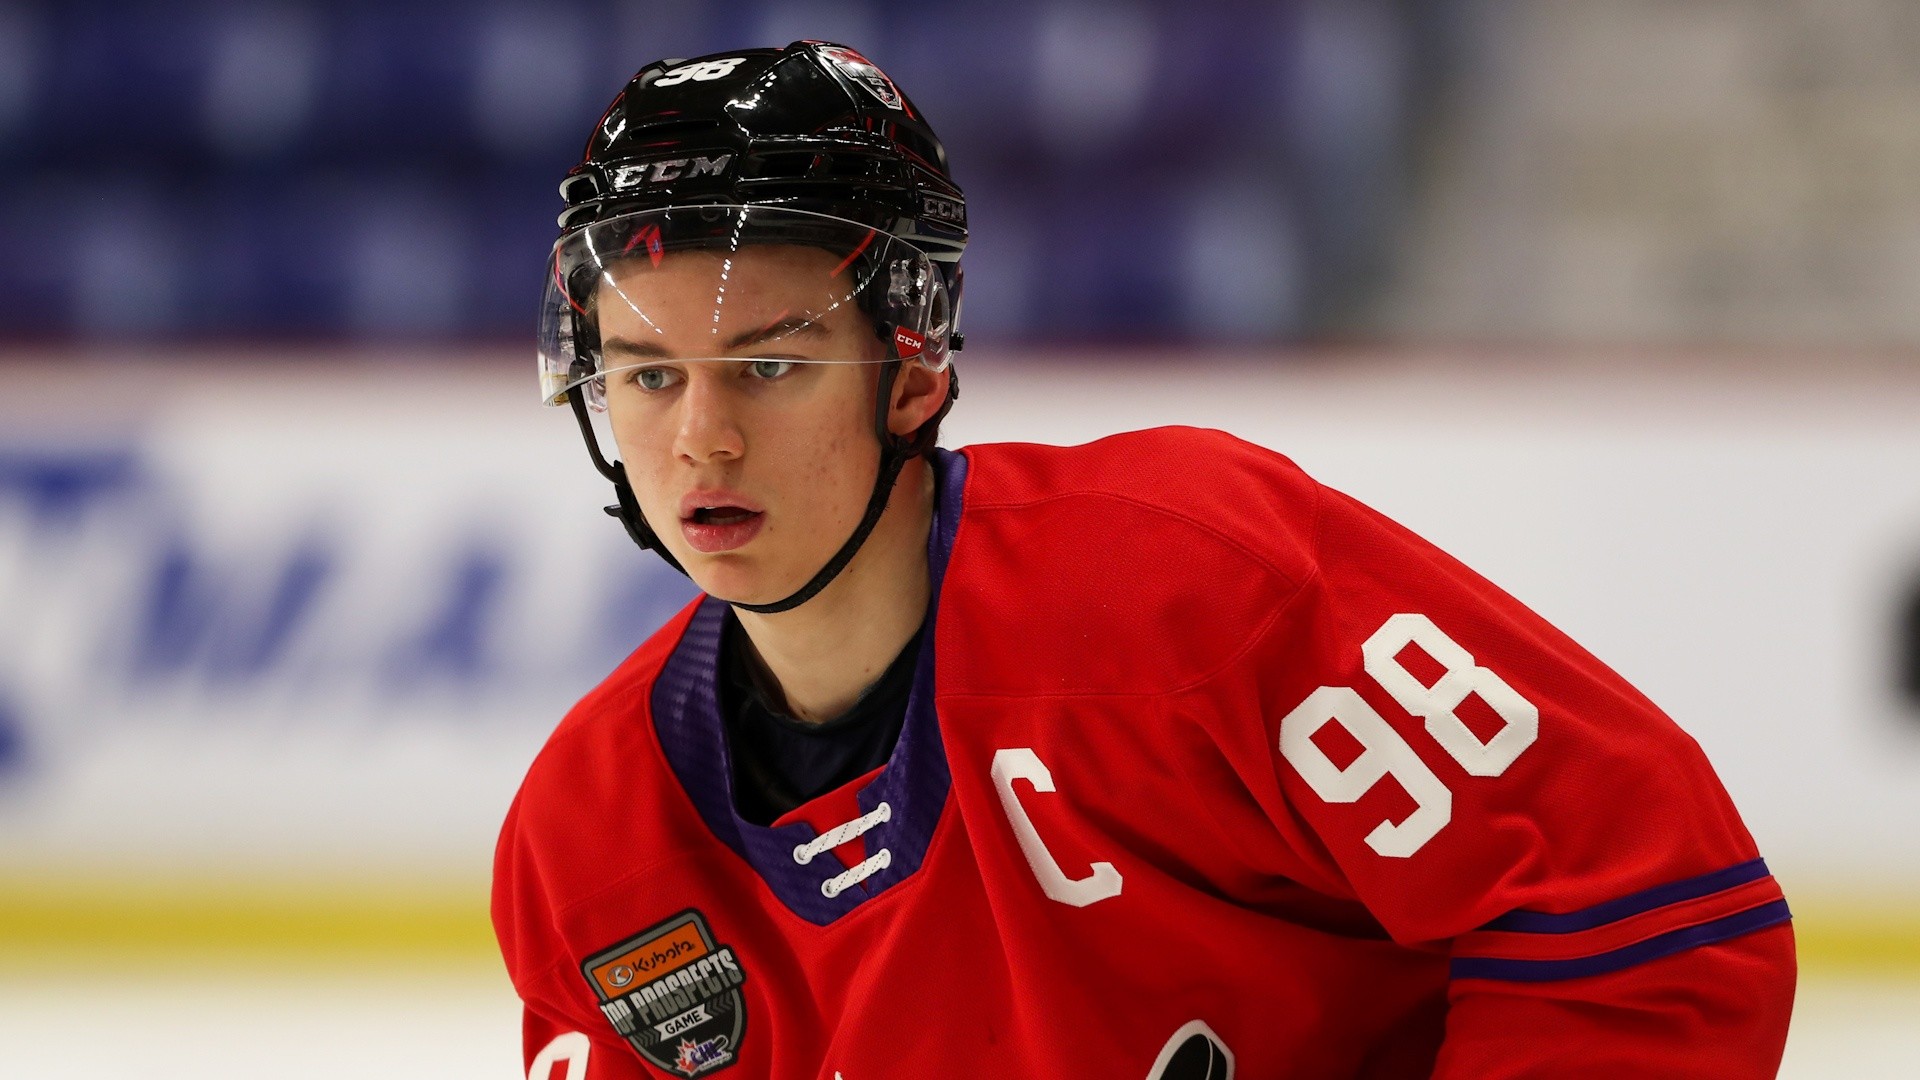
2, 1, 1918, 1076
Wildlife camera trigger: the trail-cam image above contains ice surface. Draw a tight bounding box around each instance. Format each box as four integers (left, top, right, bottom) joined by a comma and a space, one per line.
0, 964, 1910, 1078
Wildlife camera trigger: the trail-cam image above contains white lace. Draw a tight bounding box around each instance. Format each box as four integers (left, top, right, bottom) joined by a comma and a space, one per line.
791, 802, 893, 898
791, 802, 891, 865
821, 849, 892, 899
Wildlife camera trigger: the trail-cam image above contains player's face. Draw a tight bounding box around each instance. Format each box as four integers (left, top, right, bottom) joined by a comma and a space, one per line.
596, 245, 889, 605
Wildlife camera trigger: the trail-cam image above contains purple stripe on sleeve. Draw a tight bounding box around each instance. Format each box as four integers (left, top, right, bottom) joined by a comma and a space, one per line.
1451, 899, 1791, 983
1480, 858, 1772, 934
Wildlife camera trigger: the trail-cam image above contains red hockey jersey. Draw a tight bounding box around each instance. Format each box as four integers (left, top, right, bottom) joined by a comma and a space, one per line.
493, 427, 1795, 1079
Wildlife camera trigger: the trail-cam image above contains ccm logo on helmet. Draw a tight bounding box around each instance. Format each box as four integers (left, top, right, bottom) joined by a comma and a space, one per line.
610, 154, 735, 191
920, 194, 965, 226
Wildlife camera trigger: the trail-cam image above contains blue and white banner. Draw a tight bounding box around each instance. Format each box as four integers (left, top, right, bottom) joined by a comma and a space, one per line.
0, 359, 695, 872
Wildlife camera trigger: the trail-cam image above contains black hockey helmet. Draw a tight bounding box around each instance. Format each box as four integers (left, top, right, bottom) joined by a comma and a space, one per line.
542, 41, 968, 614
557, 42, 966, 273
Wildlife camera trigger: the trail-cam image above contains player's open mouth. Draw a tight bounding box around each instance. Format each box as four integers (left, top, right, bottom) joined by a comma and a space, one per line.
681, 505, 765, 553
689, 506, 757, 525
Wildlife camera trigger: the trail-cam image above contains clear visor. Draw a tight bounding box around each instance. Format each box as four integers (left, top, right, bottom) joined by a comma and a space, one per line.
538, 205, 953, 407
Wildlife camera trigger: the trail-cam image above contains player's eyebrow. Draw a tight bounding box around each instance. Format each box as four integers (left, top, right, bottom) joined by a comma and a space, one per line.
601, 336, 671, 360
727, 316, 826, 350
601, 317, 827, 362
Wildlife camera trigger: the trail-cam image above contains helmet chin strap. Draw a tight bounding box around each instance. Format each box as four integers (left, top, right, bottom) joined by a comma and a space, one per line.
567, 357, 939, 615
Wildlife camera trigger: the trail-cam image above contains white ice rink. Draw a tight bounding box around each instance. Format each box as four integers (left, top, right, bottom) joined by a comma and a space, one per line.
0, 964, 1913, 1079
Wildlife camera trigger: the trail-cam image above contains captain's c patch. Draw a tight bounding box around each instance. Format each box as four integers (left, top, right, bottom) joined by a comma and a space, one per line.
581, 909, 748, 1076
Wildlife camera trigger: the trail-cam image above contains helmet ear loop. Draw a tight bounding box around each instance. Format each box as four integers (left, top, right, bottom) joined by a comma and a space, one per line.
864, 251, 953, 453
871, 267, 957, 457
942, 263, 965, 353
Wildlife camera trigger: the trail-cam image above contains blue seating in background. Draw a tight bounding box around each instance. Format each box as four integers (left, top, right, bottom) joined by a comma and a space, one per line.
0, 0, 1428, 344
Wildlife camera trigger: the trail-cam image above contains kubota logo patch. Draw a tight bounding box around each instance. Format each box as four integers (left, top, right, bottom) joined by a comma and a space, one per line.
582, 909, 748, 1076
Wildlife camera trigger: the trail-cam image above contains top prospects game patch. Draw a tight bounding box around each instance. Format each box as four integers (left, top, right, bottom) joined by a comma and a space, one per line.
582, 909, 748, 1076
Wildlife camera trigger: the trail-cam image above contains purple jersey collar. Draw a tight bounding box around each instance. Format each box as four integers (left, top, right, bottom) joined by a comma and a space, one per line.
650, 448, 966, 924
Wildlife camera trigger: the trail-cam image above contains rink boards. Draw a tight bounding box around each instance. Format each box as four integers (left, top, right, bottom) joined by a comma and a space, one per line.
1, 347, 1917, 971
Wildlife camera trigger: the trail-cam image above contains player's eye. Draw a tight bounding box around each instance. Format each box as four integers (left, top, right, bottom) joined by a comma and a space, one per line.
746, 359, 795, 380
628, 366, 679, 391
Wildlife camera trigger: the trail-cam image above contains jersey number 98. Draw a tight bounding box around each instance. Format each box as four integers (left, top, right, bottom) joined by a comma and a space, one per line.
1279, 614, 1539, 857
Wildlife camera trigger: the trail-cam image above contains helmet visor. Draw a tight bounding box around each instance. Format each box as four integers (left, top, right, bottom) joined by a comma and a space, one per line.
538, 205, 953, 407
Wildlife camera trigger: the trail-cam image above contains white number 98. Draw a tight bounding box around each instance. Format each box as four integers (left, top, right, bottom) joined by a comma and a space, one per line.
1279, 686, 1453, 857
1279, 614, 1539, 857
655, 57, 747, 86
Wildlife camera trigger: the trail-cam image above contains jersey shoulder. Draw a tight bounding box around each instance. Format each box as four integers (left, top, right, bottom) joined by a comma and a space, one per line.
959, 425, 1323, 570
944, 427, 1326, 696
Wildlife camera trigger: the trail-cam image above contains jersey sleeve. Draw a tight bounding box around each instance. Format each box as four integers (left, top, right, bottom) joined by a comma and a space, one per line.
515, 984, 649, 1080
1254, 480, 1795, 1076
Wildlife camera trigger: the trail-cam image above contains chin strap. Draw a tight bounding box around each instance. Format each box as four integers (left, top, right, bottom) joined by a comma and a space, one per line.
567, 368, 689, 577
567, 355, 956, 614
733, 439, 914, 614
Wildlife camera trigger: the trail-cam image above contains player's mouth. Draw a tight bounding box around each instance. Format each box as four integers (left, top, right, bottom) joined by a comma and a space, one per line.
680, 492, 765, 554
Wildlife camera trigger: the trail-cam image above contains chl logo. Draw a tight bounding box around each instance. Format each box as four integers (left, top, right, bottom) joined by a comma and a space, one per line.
582, 910, 749, 1076
814, 45, 905, 110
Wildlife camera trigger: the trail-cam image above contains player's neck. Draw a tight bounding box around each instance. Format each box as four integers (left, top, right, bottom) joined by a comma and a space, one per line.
732, 457, 935, 725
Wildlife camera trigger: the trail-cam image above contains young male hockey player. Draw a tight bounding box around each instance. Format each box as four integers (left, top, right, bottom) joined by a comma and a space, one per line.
494, 42, 1796, 1079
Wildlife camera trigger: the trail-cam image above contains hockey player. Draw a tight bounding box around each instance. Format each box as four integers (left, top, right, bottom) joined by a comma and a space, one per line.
494, 42, 1795, 1079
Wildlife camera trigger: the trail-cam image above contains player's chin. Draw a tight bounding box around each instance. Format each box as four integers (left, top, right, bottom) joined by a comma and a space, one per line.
689, 556, 806, 609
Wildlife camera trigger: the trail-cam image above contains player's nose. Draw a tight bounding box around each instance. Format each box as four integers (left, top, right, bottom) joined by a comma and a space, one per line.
672, 368, 746, 464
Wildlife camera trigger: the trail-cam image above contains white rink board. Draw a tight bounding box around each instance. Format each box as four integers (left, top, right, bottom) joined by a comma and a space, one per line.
1, 349, 1917, 902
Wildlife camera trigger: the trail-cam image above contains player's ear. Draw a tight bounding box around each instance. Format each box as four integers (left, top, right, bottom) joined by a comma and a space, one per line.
886, 360, 950, 438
